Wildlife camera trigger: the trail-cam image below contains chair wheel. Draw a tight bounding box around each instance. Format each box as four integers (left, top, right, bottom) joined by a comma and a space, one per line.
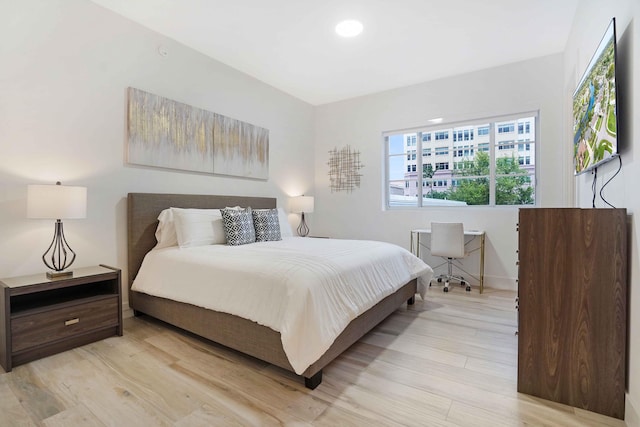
437, 278, 442, 283
443, 287, 449, 293
466, 286, 471, 292
429, 282, 432, 287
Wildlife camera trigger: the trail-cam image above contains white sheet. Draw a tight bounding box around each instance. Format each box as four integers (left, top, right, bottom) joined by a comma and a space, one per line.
132, 237, 433, 374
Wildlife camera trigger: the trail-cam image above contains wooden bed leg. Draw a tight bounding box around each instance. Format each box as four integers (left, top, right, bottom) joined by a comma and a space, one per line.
407, 295, 415, 305
304, 371, 322, 389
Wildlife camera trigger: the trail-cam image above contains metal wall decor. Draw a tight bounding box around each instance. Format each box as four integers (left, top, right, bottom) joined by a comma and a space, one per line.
327, 145, 364, 192
127, 87, 269, 179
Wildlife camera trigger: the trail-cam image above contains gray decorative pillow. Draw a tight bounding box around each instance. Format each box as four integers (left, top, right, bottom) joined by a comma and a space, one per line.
221, 207, 256, 246
252, 209, 282, 242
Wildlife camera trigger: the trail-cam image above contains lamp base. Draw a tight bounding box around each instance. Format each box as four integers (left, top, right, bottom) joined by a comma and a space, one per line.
297, 212, 310, 237
46, 270, 74, 279
42, 219, 77, 277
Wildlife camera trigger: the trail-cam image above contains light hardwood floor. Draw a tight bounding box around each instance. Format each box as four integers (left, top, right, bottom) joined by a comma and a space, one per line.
0, 287, 627, 426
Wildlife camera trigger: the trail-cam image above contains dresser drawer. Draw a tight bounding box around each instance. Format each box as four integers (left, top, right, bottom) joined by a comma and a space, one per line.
11, 296, 119, 353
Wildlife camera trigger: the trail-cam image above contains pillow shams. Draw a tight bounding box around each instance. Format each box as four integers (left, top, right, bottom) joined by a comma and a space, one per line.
154, 208, 178, 249
252, 209, 282, 242
221, 208, 256, 246
172, 208, 226, 248
155, 205, 291, 248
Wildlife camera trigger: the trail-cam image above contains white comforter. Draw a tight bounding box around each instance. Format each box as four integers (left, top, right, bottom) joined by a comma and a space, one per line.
131, 237, 433, 374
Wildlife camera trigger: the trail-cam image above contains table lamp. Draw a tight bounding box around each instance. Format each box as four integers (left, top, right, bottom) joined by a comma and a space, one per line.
27, 182, 87, 278
290, 195, 314, 237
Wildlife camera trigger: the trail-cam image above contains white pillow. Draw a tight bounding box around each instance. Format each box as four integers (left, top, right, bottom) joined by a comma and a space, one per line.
277, 207, 294, 237
154, 208, 178, 249
171, 208, 226, 248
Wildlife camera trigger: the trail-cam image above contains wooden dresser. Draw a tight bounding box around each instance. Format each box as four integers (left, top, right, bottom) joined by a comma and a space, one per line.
0, 265, 122, 372
517, 208, 627, 419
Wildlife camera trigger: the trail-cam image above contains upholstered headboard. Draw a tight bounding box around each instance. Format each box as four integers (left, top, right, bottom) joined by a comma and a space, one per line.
127, 193, 277, 287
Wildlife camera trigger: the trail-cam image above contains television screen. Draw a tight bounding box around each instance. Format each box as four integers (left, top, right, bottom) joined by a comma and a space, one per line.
573, 18, 618, 175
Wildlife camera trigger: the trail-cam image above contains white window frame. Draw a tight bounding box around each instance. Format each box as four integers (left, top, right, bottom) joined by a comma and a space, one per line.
384, 111, 538, 208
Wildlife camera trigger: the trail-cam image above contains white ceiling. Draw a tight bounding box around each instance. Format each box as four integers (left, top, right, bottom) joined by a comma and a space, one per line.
89, 0, 579, 105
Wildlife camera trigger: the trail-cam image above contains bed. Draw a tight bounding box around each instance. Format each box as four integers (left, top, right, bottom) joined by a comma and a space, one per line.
127, 193, 431, 389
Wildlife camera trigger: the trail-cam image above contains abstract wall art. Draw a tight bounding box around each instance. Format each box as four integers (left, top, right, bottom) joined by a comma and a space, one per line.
327, 145, 364, 193
127, 87, 269, 179
213, 114, 269, 179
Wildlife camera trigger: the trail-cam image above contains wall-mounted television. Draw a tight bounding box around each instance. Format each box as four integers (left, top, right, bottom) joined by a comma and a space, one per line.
573, 18, 619, 175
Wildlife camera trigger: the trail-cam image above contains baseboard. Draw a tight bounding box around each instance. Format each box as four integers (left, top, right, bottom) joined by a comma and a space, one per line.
627, 394, 640, 427
122, 304, 135, 319
483, 274, 517, 291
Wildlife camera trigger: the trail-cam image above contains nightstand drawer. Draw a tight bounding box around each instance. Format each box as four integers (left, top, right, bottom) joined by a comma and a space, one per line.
11, 296, 119, 353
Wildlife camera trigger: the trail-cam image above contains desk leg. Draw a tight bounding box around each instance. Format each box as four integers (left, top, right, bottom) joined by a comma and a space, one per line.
410, 231, 415, 256
411, 231, 421, 258
479, 234, 485, 294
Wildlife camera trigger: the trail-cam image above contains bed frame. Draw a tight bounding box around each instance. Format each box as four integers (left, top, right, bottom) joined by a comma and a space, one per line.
127, 192, 416, 389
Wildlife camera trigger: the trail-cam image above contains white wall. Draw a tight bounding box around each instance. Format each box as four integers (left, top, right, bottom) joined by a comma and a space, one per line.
4, 0, 638, 422
0, 0, 315, 306
313, 54, 566, 290
564, 0, 639, 424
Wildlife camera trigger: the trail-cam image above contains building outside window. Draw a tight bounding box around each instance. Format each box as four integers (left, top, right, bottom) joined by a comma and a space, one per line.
385, 113, 537, 207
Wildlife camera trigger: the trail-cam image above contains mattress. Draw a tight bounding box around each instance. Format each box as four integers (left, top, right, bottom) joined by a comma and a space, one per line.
132, 236, 433, 374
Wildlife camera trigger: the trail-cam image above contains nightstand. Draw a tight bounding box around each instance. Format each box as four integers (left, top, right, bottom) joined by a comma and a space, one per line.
0, 265, 122, 372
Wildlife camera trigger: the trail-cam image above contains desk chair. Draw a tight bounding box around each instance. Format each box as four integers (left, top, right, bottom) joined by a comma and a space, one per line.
430, 222, 470, 292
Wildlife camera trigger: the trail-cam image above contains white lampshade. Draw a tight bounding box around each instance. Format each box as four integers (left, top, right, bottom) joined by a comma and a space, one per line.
290, 196, 314, 213
27, 183, 87, 219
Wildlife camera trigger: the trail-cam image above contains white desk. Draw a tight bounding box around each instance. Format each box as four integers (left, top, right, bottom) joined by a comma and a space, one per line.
410, 228, 486, 293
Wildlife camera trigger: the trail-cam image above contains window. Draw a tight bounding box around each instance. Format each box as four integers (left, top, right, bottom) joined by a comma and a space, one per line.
385, 112, 537, 207
453, 129, 474, 142
435, 131, 449, 140
517, 156, 532, 166
519, 121, 531, 134
498, 123, 514, 133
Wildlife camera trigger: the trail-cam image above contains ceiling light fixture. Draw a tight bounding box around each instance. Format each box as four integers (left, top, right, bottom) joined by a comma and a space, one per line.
428, 117, 444, 124
335, 20, 363, 38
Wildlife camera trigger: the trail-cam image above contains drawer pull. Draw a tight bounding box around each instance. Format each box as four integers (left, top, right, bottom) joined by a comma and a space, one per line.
65, 318, 80, 326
